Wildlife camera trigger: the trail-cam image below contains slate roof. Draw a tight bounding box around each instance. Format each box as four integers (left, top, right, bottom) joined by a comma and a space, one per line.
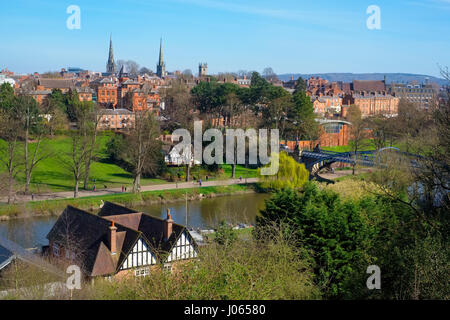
38, 78, 75, 89
99, 108, 133, 115
352, 80, 385, 92
99, 202, 191, 254
0, 244, 14, 271
46, 206, 141, 277
47, 202, 197, 277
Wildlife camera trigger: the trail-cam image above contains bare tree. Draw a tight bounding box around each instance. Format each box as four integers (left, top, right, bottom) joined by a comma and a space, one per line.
14, 95, 50, 193
122, 110, 161, 192
116, 60, 140, 77
396, 98, 427, 154
160, 80, 194, 132
160, 81, 196, 182
262, 67, 278, 82
82, 103, 100, 190
0, 108, 23, 203
347, 104, 370, 175
60, 102, 95, 197
365, 114, 395, 151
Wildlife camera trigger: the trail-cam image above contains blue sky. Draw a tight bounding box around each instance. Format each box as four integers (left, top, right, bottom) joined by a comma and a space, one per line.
1, 0, 449, 77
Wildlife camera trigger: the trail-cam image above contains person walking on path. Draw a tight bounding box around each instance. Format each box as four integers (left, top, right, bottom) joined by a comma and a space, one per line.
199, 179, 202, 187
122, 185, 125, 192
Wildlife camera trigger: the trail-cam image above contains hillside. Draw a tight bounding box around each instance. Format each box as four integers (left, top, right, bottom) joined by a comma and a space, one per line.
278, 73, 448, 86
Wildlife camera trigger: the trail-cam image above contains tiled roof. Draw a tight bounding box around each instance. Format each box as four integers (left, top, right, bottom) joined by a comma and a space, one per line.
38, 78, 75, 89
0, 244, 14, 270
99, 108, 133, 115
47, 202, 197, 277
99, 202, 193, 259
352, 80, 385, 92
46, 206, 141, 277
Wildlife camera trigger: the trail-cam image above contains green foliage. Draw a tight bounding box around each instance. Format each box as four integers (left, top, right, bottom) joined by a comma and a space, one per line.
257, 180, 450, 299
87, 236, 319, 300
258, 152, 309, 190
0, 83, 15, 110
289, 90, 319, 141
293, 76, 307, 94
257, 183, 371, 298
214, 220, 237, 247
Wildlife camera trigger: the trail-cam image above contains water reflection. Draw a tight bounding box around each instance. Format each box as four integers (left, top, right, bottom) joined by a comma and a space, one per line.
0, 193, 270, 249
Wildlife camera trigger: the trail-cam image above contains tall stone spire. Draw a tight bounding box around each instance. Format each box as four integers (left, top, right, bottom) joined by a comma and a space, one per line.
106, 34, 116, 74
156, 38, 166, 78
159, 38, 163, 66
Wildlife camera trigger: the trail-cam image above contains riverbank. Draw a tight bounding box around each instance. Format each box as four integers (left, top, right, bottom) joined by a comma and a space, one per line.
0, 183, 259, 220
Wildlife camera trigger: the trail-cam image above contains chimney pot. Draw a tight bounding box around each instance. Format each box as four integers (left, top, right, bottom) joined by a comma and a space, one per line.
164, 209, 174, 241
109, 221, 117, 255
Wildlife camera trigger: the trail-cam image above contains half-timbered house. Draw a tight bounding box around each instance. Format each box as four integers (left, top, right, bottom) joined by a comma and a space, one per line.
46, 202, 198, 278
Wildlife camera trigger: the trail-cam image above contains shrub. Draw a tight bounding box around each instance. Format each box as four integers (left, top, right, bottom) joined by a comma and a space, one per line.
258, 152, 309, 191
214, 220, 237, 247
86, 236, 320, 300
256, 183, 372, 298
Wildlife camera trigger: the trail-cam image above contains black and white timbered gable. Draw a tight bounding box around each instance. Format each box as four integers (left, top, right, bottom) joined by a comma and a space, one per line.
166, 229, 198, 262
46, 202, 199, 278
119, 236, 157, 270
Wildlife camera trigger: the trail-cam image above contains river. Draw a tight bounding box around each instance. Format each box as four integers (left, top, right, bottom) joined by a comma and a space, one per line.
0, 193, 270, 249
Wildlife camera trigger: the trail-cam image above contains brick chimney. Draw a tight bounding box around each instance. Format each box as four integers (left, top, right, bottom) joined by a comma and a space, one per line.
164, 209, 174, 241
109, 221, 117, 255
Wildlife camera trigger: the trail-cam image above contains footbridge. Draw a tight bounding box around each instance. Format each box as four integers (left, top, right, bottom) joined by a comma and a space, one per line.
292, 147, 422, 174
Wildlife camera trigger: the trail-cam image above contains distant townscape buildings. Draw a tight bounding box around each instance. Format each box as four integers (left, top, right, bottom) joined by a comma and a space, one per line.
303, 77, 400, 118
1, 35, 444, 133
389, 81, 437, 111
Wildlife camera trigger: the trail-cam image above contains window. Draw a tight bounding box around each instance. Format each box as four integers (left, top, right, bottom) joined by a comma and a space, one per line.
163, 264, 172, 273
134, 267, 149, 277
53, 243, 60, 257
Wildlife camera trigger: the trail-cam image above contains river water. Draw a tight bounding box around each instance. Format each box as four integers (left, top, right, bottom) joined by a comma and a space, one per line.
0, 193, 270, 249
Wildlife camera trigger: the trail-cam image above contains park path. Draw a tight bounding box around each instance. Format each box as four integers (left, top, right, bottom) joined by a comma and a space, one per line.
1, 178, 260, 204
317, 167, 375, 180
1, 168, 373, 204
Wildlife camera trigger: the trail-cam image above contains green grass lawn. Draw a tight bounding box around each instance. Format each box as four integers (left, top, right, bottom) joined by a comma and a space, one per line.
220, 164, 258, 179
0, 133, 166, 193
321, 139, 404, 153
0, 133, 258, 194
205, 227, 254, 241
165, 163, 258, 181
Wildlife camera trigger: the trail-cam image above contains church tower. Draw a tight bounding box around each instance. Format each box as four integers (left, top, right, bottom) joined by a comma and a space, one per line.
199, 63, 208, 77
156, 38, 166, 78
106, 35, 116, 74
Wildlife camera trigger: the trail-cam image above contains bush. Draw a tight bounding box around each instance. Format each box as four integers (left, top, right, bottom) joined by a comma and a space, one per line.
214, 220, 237, 247
85, 235, 320, 300
258, 152, 309, 191
256, 183, 372, 299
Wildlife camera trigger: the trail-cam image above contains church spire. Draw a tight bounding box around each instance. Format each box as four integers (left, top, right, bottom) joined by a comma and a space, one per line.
156, 37, 166, 78
159, 38, 163, 66
106, 34, 116, 74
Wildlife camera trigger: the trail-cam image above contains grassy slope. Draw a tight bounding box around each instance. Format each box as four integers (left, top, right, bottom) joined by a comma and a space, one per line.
0, 184, 256, 217
0, 133, 166, 193
321, 139, 405, 153
0, 133, 258, 193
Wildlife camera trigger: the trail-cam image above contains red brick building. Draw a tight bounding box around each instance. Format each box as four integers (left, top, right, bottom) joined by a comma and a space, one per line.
342, 92, 399, 117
